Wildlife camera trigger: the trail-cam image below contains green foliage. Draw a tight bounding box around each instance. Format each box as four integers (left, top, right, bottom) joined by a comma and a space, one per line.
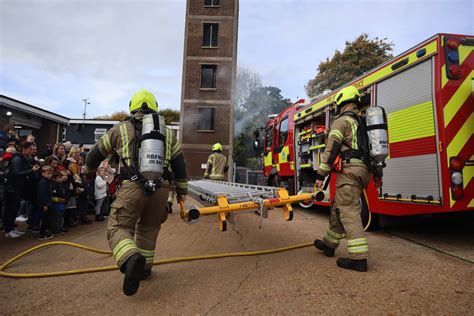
94, 109, 179, 125
157, 109, 180, 125
94, 111, 128, 121
306, 33, 394, 98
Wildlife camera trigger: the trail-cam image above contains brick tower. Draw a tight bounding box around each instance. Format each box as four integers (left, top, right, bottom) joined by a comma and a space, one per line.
179, 0, 239, 179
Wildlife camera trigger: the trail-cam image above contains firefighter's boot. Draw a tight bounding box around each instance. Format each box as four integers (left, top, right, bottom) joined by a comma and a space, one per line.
336, 258, 367, 272
139, 269, 152, 281
314, 239, 335, 257
122, 253, 146, 296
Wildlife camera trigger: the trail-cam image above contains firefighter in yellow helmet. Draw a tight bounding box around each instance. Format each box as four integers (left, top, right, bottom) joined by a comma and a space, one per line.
313, 85, 383, 272
203, 143, 229, 181
85, 89, 188, 295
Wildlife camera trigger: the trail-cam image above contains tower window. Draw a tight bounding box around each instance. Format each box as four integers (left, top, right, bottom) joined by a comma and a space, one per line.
201, 65, 217, 89
197, 107, 215, 131
204, 0, 220, 6
203, 23, 218, 47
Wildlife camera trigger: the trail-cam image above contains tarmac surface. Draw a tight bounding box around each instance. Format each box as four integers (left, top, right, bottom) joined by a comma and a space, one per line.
1, 197, 473, 315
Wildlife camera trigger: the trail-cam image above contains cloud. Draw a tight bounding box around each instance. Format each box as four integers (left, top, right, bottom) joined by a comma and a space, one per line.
1, 0, 186, 116
1, 0, 472, 119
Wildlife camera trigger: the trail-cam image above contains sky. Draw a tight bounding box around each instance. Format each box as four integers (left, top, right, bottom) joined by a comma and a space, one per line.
0, 0, 473, 119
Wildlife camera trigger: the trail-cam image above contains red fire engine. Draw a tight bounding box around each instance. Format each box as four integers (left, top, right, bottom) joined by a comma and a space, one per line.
261, 99, 305, 195
259, 33, 473, 229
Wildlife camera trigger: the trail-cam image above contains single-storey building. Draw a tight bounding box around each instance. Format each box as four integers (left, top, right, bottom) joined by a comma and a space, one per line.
0, 95, 69, 153
66, 119, 119, 149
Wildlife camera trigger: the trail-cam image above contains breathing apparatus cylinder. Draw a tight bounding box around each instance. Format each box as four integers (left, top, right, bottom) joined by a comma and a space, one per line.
365, 107, 389, 164
139, 113, 166, 181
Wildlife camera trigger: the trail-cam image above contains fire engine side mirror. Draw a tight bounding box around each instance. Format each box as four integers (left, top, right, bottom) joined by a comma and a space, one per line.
253, 140, 260, 155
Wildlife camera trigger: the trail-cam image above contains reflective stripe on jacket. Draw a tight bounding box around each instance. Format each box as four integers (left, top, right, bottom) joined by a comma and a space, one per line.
204, 152, 228, 180
86, 115, 188, 195
317, 104, 360, 178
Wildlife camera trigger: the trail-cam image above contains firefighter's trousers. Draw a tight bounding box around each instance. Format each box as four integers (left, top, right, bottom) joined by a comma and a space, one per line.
107, 181, 170, 270
322, 163, 371, 259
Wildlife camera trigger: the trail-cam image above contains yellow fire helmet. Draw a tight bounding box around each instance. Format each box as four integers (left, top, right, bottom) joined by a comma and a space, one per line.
334, 85, 360, 106
212, 143, 222, 152
129, 89, 159, 113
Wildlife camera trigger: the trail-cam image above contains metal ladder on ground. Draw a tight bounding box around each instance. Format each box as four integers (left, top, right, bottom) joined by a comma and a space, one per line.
180, 180, 317, 231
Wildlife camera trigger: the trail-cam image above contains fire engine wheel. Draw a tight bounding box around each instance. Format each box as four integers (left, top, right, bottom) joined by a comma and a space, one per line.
297, 190, 314, 209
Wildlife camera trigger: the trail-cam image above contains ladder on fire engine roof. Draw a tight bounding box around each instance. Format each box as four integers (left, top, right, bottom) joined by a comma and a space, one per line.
180, 180, 317, 231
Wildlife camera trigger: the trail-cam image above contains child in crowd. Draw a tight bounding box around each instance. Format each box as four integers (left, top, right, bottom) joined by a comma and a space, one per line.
37, 165, 54, 241
51, 170, 68, 234
94, 167, 107, 221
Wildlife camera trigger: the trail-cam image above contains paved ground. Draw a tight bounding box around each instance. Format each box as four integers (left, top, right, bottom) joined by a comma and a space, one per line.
1, 198, 473, 315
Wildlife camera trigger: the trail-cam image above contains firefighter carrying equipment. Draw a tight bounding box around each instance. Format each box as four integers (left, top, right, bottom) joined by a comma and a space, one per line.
212, 143, 223, 152
137, 113, 167, 191
120, 114, 168, 195
129, 89, 159, 113
341, 106, 388, 177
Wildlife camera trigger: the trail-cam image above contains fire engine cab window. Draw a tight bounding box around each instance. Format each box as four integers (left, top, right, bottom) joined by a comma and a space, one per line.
201, 65, 217, 89
197, 107, 215, 131
278, 116, 289, 146
203, 23, 218, 47
265, 128, 272, 152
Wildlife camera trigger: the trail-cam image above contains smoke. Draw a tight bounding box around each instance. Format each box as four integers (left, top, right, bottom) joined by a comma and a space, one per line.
234, 67, 263, 137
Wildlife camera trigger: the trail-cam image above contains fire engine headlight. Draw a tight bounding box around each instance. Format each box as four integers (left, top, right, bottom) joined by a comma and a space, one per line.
451, 172, 463, 185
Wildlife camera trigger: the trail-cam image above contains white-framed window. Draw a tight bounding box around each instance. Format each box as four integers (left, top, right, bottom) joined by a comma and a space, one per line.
94, 128, 107, 141
203, 23, 218, 47
204, 0, 220, 7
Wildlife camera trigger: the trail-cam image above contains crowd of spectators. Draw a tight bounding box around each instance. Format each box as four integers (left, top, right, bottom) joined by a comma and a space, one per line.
0, 124, 117, 240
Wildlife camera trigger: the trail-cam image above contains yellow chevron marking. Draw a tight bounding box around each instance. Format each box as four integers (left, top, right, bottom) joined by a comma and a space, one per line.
459, 44, 473, 65
464, 164, 473, 190
447, 113, 474, 207
447, 113, 474, 158
468, 199, 474, 208
441, 64, 448, 89
387, 101, 435, 143
444, 71, 474, 127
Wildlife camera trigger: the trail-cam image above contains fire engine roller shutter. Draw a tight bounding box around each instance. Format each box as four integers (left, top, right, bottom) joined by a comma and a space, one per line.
376, 59, 441, 202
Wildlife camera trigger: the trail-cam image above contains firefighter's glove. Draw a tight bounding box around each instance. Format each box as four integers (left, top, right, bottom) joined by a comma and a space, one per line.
374, 176, 383, 188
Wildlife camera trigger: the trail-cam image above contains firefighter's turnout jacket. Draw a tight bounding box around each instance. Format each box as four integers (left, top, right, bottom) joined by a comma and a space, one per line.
316, 103, 370, 260
204, 152, 228, 180
85, 112, 188, 270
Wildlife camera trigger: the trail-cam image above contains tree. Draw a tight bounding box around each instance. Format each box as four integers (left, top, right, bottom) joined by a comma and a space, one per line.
236, 67, 262, 111
94, 109, 179, 125
94, 111, 128, 121
234, 86, 292, 167
157, 109, 180, 125
306, 33, 394, 98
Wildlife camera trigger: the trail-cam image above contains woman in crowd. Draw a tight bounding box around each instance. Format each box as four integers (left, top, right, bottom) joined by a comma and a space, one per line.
52, 142, 66, 164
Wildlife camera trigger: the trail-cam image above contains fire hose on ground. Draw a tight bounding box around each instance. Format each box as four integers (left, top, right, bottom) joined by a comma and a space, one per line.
0, 241, 314, 279
0, 180, 373, 278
